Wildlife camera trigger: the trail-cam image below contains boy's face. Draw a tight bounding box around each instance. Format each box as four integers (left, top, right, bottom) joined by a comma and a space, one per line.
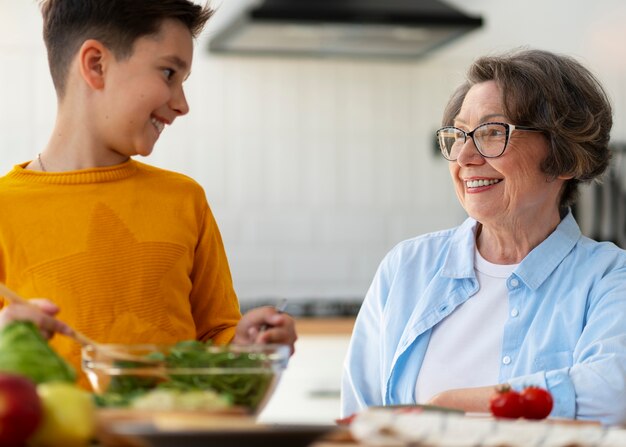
98, 19, 194, 158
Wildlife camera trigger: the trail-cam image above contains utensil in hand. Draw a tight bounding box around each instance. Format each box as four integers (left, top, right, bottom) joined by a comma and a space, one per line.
259, 298, 289, 333
0, 282, 159, 365
0, 282, 95, 346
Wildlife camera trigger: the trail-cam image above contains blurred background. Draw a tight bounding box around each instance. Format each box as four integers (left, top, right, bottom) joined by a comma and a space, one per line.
1, 0, 625, 424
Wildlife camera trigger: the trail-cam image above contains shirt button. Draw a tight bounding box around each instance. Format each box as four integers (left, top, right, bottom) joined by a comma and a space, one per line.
510, 308, 519, 317
502, 356, 511, 365
510, 278, 519, 288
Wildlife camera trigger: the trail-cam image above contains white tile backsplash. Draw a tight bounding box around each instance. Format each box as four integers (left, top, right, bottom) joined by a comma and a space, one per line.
241, 212, 314, 245
2, 1, 626, 305
279, 250, 352, 283
317, 213, 387, 245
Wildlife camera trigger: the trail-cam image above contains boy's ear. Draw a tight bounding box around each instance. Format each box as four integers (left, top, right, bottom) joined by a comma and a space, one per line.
77, 39, 110, 90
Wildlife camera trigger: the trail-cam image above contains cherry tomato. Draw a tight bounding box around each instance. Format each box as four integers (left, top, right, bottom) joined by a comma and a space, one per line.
489, 385, 524, 419
520, 386, 553, 420
335, 413, 357, 426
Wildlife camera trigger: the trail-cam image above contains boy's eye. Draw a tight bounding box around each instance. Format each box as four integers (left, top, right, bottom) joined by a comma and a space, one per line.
162, 68, 175, 80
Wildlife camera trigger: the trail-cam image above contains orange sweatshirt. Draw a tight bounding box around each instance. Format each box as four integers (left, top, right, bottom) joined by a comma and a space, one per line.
0, 160, 241, 387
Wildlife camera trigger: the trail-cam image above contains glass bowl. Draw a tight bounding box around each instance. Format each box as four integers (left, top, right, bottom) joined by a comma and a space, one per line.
82, 341, 290, 415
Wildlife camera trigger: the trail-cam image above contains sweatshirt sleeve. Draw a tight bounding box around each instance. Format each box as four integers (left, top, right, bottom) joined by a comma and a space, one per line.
188, 202, 241, 344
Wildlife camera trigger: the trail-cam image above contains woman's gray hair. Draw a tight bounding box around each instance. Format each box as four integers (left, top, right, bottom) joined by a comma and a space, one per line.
443, 49, 613, 209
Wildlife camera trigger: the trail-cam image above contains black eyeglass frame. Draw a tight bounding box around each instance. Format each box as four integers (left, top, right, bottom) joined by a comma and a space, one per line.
436, 122, 543, 161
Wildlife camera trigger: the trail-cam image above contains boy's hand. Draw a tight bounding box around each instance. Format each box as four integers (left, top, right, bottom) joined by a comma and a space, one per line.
233, 306, 297, 355
0, 299, 73, 340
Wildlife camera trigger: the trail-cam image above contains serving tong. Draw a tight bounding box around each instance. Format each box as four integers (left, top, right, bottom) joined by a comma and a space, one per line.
0, 282, 161, 366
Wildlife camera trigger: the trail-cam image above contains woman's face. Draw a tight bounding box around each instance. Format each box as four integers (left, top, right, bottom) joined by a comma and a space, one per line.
449, 81, 565, 226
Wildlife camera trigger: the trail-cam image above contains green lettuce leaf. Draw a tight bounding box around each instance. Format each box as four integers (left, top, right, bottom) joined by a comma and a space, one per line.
0, 321, 76, 383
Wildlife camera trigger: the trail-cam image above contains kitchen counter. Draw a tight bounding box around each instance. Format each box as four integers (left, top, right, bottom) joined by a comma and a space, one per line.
258, 318, 354, 425
295, 317, 355, 335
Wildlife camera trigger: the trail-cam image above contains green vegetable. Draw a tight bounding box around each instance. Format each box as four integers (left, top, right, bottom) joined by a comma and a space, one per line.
0, 321, 76, 383
106, 364, 162, 395
93, 389, 149, 408
163, 341, 274, 410
100, 340, 275, 411
130, 389, 231, 411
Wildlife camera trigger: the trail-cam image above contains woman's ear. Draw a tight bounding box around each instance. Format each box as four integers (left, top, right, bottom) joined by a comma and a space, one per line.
556, 172, 575, 181
77, 39, 108, 90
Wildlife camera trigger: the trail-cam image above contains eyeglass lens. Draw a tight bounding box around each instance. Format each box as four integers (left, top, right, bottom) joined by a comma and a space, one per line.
438, 123, 509, 160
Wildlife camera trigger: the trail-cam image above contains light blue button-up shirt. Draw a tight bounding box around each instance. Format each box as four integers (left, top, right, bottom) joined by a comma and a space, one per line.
341, 212, 626, 425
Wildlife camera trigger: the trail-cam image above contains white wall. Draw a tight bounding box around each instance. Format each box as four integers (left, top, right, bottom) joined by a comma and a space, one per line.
1, 0, 625, 303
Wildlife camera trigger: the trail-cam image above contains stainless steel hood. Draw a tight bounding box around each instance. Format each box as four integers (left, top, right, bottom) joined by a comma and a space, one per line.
208, 0, 483, 59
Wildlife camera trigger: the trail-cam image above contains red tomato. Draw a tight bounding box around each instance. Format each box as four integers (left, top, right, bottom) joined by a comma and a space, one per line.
520, 386, 553, 420
335, 413, 357, 426
489, 386, 524, 419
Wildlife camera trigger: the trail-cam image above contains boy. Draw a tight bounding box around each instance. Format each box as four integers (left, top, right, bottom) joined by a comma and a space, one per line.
0, 0, 296, 386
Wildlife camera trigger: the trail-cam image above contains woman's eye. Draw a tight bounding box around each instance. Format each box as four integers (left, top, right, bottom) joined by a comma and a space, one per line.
162, 68, 175, 80
481, 128, 504, 138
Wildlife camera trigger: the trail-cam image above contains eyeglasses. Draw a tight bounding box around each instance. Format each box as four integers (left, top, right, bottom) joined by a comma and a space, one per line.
436, 122, 543, 161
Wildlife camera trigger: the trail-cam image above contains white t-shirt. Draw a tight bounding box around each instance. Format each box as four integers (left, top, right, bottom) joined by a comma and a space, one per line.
415, 247, 518, 403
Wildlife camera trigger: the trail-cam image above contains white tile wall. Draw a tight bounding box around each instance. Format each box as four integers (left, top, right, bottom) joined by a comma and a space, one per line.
1, 1, 626, 305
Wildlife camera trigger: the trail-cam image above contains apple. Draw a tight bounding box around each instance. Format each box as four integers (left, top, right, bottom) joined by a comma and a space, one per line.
0, 373, 43, 447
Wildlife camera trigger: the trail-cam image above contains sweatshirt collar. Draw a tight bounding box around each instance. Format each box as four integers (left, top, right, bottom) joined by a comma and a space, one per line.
8, 159, 138, 184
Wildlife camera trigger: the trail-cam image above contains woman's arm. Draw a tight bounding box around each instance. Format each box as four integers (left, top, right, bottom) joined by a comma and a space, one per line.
427, 386, 494, 413
518, 266, 626, 425
341, 253, 393, 417
430, 267, 626, 425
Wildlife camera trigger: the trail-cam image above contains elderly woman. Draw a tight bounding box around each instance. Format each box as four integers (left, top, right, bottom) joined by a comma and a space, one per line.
341, 49, 626, 426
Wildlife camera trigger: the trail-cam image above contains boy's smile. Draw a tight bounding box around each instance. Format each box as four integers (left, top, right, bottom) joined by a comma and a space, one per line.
150, 116, 167, 135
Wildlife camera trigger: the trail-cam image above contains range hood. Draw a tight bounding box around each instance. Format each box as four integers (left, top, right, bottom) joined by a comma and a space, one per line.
208, 0, 483, 59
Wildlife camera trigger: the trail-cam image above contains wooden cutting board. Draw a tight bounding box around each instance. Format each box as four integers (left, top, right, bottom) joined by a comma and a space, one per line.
99, 407, 252, 426
96, 409, 349, 447
96, 407, 255, 446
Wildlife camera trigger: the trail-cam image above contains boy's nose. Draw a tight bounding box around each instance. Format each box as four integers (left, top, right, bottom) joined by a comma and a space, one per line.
170, 87, 190, 116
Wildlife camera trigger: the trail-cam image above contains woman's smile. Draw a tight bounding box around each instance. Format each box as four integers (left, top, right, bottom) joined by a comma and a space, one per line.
464, 177, 502, 192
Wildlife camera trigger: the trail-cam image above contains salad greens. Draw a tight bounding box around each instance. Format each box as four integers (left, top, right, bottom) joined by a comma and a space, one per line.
130, 389, 231, 411
0, 321, 76, 384
100, 340, 275, 411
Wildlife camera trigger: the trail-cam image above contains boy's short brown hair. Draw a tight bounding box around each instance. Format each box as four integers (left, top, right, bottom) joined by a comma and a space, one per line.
40, 0, 213, 97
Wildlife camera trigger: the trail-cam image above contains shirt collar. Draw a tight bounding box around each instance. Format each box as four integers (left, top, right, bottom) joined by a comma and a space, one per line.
440, 211, 581, 289
441, 217, 479, 279
516, 210, 581, 290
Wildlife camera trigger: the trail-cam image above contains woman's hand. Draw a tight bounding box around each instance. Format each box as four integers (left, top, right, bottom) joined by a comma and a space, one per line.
0, 299, 72, 339
427, 385, 495, 413
233, 306, 297, 355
